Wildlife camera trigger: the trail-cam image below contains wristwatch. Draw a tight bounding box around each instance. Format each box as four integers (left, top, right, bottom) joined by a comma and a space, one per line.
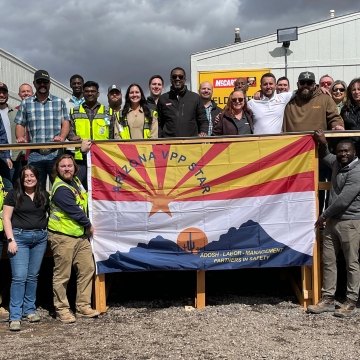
7, 238, 14, 243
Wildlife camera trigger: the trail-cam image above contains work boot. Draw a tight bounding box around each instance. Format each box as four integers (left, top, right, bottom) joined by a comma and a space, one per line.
307, 296, 335, 314
9, 321, 21, 332
0, 307, 9, 322
333, 298, 357, 318
76, 306, 100, 318
56, 310, 76, 324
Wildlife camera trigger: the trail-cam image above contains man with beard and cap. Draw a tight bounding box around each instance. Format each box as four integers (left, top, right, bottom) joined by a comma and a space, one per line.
107, 84, 122, 139
157, 67, 208, 137
198, 81, 221, 136
147, 75, 164, 113
15, 70, 70, 190
283, 71, 343, 132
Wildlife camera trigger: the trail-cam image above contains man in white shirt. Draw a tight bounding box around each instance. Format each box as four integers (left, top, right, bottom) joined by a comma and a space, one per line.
247, 73, 293, 134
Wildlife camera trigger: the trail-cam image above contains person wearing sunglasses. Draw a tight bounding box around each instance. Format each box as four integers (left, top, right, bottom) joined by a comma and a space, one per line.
157, 67, 208, 138
212, 90, 253, 136
283, 71, 343, 132
331, 80, 347, 114
319, 74, 334, 91
341, 78, 360, 155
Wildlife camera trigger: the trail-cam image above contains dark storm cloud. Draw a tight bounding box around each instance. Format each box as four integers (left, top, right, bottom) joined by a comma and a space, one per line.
0, 0, 358, 99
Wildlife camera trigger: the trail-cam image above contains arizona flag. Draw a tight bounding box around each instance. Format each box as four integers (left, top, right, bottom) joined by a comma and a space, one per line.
89, 135, 316, 274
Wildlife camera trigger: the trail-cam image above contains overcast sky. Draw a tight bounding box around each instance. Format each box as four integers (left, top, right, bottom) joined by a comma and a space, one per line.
0, 0, 358, 98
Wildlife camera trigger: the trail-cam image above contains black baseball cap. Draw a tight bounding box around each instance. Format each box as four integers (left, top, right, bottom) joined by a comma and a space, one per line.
34, 70, 50, 82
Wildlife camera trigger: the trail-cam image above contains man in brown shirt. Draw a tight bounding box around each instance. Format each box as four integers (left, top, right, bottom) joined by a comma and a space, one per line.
283, 71, 344, 132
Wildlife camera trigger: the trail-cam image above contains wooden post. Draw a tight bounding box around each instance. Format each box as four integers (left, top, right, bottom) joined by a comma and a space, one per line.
195, 270, 206, 309
93, 274, 107, 313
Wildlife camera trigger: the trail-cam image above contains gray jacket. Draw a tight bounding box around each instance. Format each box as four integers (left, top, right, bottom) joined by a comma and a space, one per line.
322, 148, 360, 220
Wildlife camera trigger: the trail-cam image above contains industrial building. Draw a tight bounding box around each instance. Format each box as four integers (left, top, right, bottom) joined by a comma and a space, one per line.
190, 11, 360, 100
0, 48, 71, 106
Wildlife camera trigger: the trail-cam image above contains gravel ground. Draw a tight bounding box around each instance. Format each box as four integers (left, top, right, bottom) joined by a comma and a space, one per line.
0, 267, 358, 360
1, 295, 359, 360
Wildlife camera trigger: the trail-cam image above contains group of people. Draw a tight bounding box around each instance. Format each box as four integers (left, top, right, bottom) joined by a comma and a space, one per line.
0, 66, 360, 331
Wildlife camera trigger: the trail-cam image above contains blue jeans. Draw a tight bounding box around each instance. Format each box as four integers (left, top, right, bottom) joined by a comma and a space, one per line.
8, 228, 48, 321
28, 151, 60, 190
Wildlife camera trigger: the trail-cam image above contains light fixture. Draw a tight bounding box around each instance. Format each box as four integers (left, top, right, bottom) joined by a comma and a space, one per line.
277, 27, 298, 77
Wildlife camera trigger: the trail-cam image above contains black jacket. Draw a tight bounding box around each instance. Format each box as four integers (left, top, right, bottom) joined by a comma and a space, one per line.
157, 86, 208, 137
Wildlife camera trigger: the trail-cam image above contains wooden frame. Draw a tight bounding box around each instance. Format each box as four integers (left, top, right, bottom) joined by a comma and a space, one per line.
2, 130, 358, 311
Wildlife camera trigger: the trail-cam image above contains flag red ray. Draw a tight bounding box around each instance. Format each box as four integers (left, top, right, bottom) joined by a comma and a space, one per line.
117, 144, 156, 193
92, 177, 149, 201
167, 142, 231, 196
91, 144, 152, 198
177, 135, 314, 198
152, 144, 171, 190
178, 171, 314, 201
92, 171, 314, 202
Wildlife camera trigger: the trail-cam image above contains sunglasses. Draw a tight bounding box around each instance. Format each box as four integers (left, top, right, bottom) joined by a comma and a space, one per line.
36, 79, 50, 84
299, 80, 314, 86
320, 81, 332, 86
171, 74, 184, 80
231, 97, 244, 103
332, 88, 345, 93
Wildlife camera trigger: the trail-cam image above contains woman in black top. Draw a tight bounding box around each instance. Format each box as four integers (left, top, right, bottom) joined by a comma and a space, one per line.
3, 165, 49, 331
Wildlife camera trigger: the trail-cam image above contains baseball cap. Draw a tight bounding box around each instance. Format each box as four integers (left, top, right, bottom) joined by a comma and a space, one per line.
108, 84, 121, 93
298, 71, 316, 82
0, 82, 8, 92
34, 70, 50, 82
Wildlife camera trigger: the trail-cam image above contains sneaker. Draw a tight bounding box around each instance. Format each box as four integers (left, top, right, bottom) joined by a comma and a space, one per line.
56, 310, 76, 324
9, 320, 21, 332
76, 306, 100, 318
22, 313, 41, 323
0, 307, 9, 322
307, 296, 335, 314
334, 299, 357, 318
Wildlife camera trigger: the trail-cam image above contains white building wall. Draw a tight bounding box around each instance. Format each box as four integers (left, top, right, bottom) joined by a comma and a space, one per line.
191, 11, 360, 90
0, 48, 71, 107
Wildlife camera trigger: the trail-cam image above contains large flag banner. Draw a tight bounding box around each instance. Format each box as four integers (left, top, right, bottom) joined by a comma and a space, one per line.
89, 135, 316, 274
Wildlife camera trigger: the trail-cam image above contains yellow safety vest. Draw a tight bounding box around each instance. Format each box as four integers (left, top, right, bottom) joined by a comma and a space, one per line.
48, 176, 88, 237
115, 109, 157, 139
70, 104, 110, 160
0, 176, 4, 231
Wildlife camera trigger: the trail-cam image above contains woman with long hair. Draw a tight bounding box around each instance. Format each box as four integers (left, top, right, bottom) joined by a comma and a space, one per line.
341, 77, 360, 154
115, 83, 158, 139
3, 165, 49, 331
212, 89, 253, 135
331, 80, 347, 114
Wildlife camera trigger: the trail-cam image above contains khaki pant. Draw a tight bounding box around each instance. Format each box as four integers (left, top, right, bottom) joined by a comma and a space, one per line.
48, 231, 95, 312
322, 218, 360, 302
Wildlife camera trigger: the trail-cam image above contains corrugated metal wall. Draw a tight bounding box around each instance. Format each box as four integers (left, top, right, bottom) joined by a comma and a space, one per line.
0, 48, 71, 107
191, 12, 360, 90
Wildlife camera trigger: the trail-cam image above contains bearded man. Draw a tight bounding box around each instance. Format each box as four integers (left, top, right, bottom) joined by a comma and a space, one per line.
283, 71, 343, 132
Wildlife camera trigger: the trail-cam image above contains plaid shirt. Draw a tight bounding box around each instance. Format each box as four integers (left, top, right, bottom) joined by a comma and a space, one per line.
204, 103, 213, 136
15, 93, 70, 143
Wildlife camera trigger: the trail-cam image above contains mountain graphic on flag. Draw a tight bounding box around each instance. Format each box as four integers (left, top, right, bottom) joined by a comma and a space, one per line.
96, 220, 312, 273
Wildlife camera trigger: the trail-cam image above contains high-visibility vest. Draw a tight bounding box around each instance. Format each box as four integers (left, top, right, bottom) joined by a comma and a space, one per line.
116, 110, 157, 139
48, 176, 88, 237
0, 176, 4, 231
70, 104, 110, 160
